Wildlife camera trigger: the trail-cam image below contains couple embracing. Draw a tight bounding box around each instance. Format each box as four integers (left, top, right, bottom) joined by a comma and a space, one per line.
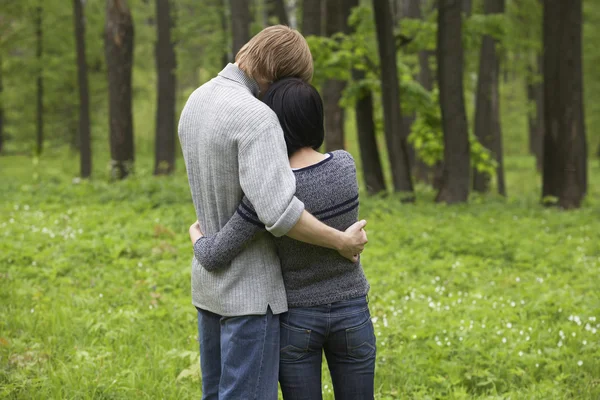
179, 25, 376, 400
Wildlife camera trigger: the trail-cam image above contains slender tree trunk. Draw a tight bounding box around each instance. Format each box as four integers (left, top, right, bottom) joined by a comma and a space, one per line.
302, 0, 322, 35
105, 0, 135, 180
0, 56, 3, 154
542, 0, 587, 209
73, 0, 92, 178
462, 0, 472, 15
154, 0, 177, 175
435, 0, 470, 203
373, 0, 414, 196
405, 0, 434, 184
36, 5, 43, 156
221, 0, 231, 65
347, 0, 385, 194
323, 0, 349, 152
526, 56, 543, 171
267, 0, 289, 25
473, 0, 505, 195
230, 0, 251, 56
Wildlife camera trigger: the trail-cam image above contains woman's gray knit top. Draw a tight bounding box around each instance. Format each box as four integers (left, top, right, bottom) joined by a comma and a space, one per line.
194, 150, 370, 308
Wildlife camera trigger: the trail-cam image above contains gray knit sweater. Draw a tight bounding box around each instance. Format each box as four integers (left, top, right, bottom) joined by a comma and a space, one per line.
178, 64, 305, 316
194, 150, 370, 308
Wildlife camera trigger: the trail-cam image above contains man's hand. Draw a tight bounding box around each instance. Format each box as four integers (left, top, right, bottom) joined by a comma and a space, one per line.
338, 220, 368, 262
189, 221, 204, 245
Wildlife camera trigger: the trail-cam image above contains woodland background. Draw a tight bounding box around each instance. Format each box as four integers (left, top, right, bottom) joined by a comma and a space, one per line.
1, 0, 599, 398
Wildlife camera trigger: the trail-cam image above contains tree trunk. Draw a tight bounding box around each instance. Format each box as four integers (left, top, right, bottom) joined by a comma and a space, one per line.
0, 57, 3, 154
405, 0, 434, 184
542, 0, 587, 209
73, 0, 92, 178
105, 0, 135, 180
473, 0, 505, 195
347, 0, 385, 194
462, 0, 472, 15
267, 0, 289, 25
435, 0, 470, 204
154, 0, 177, 175
221, 0, 231, 65
526, 56, 543, 171
36, 5, 43, 156
230, 0, 251, 56
302, 0, 322, 35
323, 0, 350, 152
373, 0, 414, 197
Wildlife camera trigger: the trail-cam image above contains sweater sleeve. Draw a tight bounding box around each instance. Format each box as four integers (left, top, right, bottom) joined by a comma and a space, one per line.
238, 121, 304, 237
194, 196, 265, 271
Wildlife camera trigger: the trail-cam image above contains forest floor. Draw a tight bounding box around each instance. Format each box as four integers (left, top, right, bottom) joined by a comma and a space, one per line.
1, 151, 599, 399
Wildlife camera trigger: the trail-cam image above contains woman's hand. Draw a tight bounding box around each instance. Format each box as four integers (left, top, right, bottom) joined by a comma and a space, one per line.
189, 221, 204, 244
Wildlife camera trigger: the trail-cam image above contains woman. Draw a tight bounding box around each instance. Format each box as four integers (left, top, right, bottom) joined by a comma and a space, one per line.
189, 78, 375, 399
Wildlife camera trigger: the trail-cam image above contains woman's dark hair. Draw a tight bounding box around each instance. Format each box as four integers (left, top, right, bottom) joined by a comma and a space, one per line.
262, 78, 324, 156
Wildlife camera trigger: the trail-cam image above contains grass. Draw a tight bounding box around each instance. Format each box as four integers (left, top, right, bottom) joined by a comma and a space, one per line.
1, 148, 599, 399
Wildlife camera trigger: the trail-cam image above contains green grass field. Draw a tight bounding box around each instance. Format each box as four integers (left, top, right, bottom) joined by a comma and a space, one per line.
1, 149, 599, 399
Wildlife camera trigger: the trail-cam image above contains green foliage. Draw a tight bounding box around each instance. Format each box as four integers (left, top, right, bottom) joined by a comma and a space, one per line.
308, 5, 496, 175
1, 151, 599, 399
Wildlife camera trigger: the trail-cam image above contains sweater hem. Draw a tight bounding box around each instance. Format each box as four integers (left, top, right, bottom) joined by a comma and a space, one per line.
287, 285, 370, 308
192, 299, 288, 317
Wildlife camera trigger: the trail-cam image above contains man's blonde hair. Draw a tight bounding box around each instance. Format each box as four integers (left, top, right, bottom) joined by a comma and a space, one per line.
235, 25, 313, 84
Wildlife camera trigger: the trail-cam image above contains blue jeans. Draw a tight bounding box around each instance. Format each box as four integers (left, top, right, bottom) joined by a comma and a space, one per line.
197, 307, 280, 400
279, 296, 376, 400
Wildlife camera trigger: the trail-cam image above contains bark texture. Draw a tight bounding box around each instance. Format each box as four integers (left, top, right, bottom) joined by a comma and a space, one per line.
36, 5, 43, 156
373, 0, 414, 196
105, 0, 135, 179
230, 0, 251, 56
542, 0, 587, 209
322, 0, 350, 151
154, 0, 177, 175
0, 57, 3, 154
435, 0, 470, 203
406, 0, 435, 184
73, 0, 92, 177
302, 0, 322, 35
348, 0, 385, 194
472, 0, 505, 195
526, 56, 544, 171
267, 0, 289, 25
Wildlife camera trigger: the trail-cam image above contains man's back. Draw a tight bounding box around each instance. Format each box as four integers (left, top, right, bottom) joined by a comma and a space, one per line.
179, 64, 304, 316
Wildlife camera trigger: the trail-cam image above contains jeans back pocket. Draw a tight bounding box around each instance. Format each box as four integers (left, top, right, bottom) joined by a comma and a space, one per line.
346, 317, 376, 360
280, 322, 311, 362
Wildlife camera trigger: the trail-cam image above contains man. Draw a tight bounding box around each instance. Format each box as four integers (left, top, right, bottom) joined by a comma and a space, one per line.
178, 25, 368, 400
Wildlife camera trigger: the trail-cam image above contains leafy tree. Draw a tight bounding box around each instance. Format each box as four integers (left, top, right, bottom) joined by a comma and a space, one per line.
348, 0, 385, 194
105, 0, 135, 179
404, 0, 436, 184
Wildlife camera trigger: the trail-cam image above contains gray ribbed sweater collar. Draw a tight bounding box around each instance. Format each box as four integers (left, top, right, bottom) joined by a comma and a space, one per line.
218, 63, 260, 97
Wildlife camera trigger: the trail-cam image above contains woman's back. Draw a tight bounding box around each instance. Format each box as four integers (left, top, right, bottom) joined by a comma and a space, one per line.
274, 150, 369, 307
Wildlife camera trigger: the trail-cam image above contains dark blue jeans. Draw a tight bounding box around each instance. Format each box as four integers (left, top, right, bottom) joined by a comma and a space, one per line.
279, 296, 376, 400
197, 307, 280, 400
